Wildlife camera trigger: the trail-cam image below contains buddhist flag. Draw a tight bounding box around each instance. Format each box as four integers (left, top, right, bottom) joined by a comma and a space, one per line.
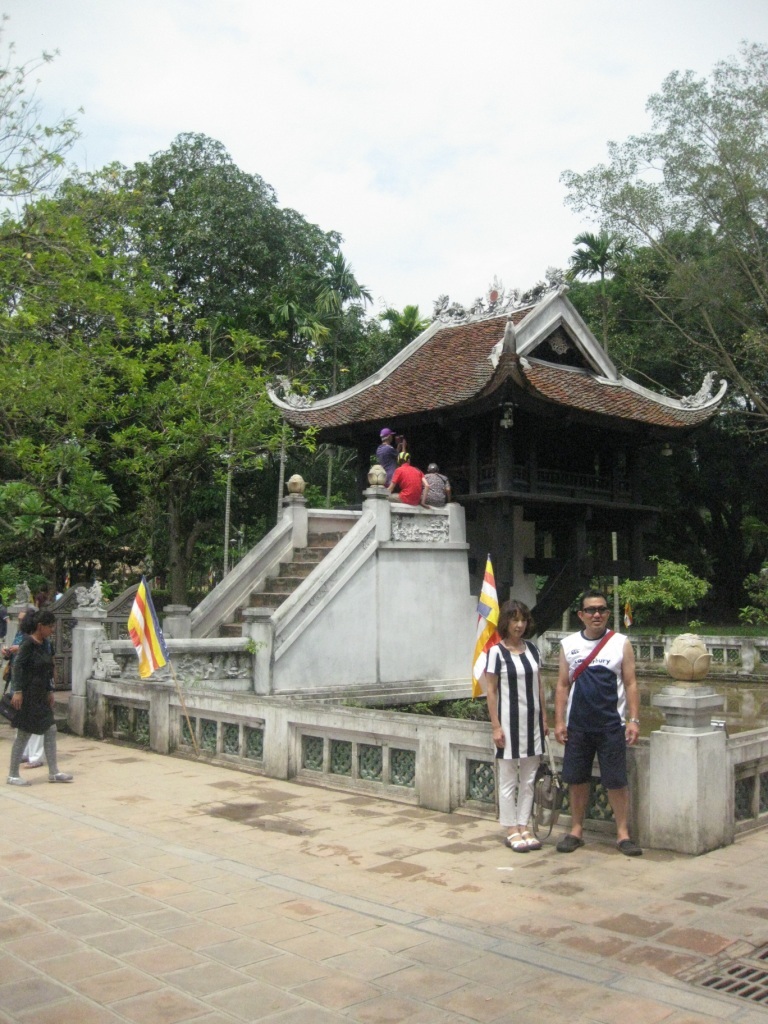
472, 556, 500, 698
128, 576, 169, 678
624, 600, 633, 629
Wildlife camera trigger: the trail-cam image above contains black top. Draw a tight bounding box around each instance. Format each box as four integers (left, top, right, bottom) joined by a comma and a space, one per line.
11, 636, 54, 734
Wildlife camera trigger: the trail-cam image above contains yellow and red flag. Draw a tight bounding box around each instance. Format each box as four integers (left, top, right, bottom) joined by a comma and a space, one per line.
623, 600, 633, 629
128, 576, 169, 678
471, 556, 500, 697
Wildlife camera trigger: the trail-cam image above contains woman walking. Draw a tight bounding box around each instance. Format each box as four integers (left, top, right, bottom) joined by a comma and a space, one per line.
482, 600, 547, 851
7, 610, 73, 786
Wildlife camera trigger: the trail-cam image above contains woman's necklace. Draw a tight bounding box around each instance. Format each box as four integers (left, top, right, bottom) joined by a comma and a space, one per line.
501, 638, 526, 655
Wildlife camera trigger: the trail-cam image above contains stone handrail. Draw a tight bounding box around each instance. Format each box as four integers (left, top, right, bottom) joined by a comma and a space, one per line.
190, 515, 294, 638
542, 630, 768, 676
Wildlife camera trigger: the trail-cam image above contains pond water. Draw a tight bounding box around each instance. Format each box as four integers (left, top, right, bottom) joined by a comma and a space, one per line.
540, 670, 768, 737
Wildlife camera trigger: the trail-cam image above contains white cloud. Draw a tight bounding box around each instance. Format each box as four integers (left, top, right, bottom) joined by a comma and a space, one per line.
4, 0, 768, 314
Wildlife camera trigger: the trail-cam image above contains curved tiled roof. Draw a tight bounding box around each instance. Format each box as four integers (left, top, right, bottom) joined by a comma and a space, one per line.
509, 359, 724, 429
272, 294, 726, 433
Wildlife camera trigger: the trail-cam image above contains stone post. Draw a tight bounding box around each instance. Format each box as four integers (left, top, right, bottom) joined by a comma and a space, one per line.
163, 605, 191, 639
650, 685, 728, 854
242, 608, 273, 695
68, 607, 108, 736
446, 502, 466, 544
149, 684, 173, 754
362, 484, 392, 541
281, 487, 308, 549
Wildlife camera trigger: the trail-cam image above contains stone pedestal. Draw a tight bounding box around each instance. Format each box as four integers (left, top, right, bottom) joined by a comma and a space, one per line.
68, 608, 108, 736
650, 685, 727, 854
163, 605, 191, 639
242, 608, 273, 695
281, 493, 308, 548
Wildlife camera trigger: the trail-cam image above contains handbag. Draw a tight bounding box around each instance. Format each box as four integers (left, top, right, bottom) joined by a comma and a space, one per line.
0, 692, 18, 727
532, 739, 565, 840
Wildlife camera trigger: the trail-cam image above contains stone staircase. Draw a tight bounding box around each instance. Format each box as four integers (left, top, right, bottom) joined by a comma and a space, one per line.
219, 533, 343, 637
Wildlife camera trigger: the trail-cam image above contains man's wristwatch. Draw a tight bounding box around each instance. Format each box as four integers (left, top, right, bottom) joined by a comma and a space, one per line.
627, 717, 640, 725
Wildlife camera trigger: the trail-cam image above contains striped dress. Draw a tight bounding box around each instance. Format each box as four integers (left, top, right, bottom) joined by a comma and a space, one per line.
486, 640, 545, 760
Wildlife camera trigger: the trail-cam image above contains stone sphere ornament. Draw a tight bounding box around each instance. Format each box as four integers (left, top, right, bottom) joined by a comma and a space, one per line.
367, 464, 387, 487
664, 633, 711, 682
286, 474, 306, 495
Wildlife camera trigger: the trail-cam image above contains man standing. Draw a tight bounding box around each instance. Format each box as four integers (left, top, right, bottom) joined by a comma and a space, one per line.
554, 589, 642, 856
375, 428, 399, 486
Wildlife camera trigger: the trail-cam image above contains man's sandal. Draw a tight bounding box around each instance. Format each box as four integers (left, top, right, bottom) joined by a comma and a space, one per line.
521, 830, 542, 851
556, 833, 585, 853
504, 832, 529, 853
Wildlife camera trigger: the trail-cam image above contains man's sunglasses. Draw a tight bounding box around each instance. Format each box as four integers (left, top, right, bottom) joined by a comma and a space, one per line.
582, 606, 609, 615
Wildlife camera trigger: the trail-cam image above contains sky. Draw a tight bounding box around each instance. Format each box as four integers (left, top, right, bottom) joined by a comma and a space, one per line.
4, 0, 768, 317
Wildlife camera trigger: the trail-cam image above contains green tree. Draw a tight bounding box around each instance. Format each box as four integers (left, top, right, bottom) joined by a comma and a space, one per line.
566, 231, 625, 349
621, 558, 710, 625
0, 20, 79, 200
562, 42, 768, 430
380, 304, 430, 347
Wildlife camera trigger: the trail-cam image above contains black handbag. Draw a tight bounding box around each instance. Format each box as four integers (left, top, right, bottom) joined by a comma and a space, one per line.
0, 692, 18, 727
532, 740, 565, 840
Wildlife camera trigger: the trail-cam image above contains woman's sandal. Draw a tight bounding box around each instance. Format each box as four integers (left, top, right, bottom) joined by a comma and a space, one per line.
521, 830, 542, 851
505, 832, 529, 853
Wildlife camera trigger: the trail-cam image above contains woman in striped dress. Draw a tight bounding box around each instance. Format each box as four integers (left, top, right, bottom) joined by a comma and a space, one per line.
483, 600, 548, 852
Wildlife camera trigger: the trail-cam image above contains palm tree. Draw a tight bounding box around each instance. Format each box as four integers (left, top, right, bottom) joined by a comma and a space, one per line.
566, 230, 625, 350
313, 252, 372, 505
380, 304, 430, 347
315, 251, 373, 393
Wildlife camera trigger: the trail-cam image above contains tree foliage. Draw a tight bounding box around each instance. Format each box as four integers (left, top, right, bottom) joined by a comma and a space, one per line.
0, 19, 80, 201
562, 42, 768, 430
621, 558, 710, 623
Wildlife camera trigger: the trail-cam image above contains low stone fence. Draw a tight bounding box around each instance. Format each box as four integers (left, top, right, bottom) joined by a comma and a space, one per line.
542, 631, 768, 677
84, 677, 502, 816
80, 673, 768, 854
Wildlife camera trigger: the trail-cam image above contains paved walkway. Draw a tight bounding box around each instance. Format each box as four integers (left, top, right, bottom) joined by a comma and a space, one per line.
2, 717, 768, 1023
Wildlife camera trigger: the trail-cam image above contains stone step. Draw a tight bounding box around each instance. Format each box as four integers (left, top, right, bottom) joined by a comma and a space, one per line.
268, 576, 309, 594
217, 533, 345, 636
248, 593, 286, 609
219, 622, 243, 638
277, 561, 316, 579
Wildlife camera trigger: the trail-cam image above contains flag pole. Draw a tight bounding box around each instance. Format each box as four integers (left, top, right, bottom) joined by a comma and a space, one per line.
165, 657, 200, 757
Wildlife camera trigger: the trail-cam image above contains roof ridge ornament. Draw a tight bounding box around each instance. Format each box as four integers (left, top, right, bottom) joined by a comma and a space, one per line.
434, 283, 560, 326
270, 375, 314, 409
679, 371, 725, 408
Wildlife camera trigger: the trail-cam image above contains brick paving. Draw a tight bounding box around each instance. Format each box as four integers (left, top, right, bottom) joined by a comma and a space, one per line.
2, 717, 768, 1023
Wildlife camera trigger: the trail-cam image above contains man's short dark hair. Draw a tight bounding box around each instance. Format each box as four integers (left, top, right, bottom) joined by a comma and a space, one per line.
579, 589, 608, 610
34, 609, 56, 628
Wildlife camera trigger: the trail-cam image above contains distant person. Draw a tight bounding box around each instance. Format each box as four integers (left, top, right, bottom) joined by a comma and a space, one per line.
482, 600, 548, 852
34, 587, 51, 609
3, 608, 46, 769
7, 610, 73, 786
0, 601, 8, 644
422, 463, 451, 508
375, 428, 399, 486
388, 452, 424, 506
554, 589, 641, 856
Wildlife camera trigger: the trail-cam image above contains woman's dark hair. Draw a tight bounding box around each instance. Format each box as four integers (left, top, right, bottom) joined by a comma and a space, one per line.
33, 609, 56, 628
20, 611, 37, 635
497, 599, 535, 640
